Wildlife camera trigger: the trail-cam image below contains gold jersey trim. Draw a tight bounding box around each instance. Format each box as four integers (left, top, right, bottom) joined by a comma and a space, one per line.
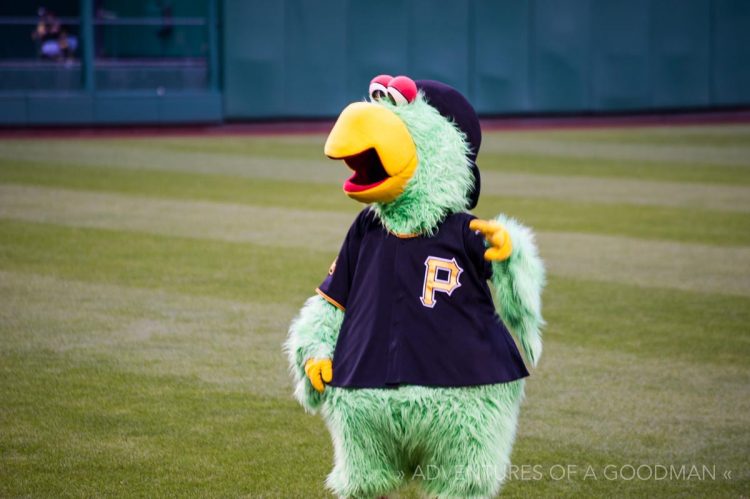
315, 287, 346, 311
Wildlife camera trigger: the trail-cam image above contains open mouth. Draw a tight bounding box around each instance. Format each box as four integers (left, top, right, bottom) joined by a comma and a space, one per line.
339, 148, 390, 192
324, 101, 418, 203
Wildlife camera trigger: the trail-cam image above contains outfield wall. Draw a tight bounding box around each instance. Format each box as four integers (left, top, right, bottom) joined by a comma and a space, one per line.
1, 0, 748, 125
223, 0, 750, 119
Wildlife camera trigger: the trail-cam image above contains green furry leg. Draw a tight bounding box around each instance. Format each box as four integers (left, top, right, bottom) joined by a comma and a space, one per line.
322, 381, 525, 498
416, 381, 525, 498
323, 389, 406, 498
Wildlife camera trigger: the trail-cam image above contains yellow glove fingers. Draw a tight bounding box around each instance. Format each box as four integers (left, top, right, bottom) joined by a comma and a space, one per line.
490, 229, 507, 248
321, 360, 333, 383
468, 219, 483, 232
469, 219, 502, 238
310, 364, 324, 392
304, 358, 330, 393
485, 244, 513, 261
471, 219, 514, 261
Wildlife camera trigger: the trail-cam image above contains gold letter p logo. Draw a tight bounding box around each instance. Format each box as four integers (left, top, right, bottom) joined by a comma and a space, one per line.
420, 256, 463, 308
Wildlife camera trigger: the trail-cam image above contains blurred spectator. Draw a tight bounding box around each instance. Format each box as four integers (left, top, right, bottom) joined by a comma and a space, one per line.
31, 7, 78, 61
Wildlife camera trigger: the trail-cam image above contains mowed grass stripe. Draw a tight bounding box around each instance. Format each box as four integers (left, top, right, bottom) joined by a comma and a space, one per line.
0, 185, 353, 252
502, 124, 750, 147
106, 123, 750, 150
4, 161, 750, 247
480, 171, 750, 213
116, 132, 750, 185
477, 196, 750, 247
0, 270, 294, 397
526, 343, 749, 458
114, 134, 328, 160
112, 124, 750, 164
0, 159, 354, 212
481, 132, 750, 166
0, 219, 331, 304
479, 152, 750, 185
2, 188, 749, 296
0, 140, 344, 185
4, 139, 750, 211
543, 276, 750, 367
538, 231, 750, 297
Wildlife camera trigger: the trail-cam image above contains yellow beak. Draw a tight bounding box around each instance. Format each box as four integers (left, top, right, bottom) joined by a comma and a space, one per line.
324, 102, 418, 204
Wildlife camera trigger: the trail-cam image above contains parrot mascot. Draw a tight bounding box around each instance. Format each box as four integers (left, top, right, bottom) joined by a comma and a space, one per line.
284, 75, 545, 498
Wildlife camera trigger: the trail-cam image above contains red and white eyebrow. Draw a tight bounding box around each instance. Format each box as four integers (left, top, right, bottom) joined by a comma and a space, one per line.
387, 76, 417, 105
369, 74, 418, 105
369, 75, 393, 101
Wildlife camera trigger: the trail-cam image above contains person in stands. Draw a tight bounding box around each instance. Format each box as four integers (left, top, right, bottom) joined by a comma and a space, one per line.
31, 7, 78, 61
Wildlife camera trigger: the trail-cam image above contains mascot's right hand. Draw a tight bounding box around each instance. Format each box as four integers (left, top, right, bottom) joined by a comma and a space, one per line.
304, 358, 333, 393
470, 219, 513, 262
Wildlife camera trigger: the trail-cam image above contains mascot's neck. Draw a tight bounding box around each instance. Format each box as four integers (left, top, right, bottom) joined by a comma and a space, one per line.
373, 194, 454, 237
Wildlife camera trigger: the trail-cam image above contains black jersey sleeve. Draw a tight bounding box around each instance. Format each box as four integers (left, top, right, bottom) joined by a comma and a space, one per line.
316, 209, 370, 310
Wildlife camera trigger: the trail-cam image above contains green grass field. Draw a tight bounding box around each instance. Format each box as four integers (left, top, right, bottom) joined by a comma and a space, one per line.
1, 124, 749, 497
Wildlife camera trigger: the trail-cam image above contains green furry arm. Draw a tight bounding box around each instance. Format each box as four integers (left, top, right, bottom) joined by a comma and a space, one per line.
490, 215, 546, 368
284, 295, 344, 413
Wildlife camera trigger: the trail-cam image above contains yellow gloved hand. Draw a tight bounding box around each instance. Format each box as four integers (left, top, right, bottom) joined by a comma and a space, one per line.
304, 358, 333, 393
469, 219, 513, 262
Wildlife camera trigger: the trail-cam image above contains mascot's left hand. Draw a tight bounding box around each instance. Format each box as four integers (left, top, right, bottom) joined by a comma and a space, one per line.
470, 219, 513, 261
305, 358, 333, 393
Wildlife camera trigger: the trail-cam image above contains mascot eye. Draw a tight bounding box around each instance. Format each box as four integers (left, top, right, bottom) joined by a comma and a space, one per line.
369, 74, 393, 102
387, 76, 417, 105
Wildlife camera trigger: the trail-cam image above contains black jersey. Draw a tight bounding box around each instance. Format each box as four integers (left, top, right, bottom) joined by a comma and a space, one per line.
317, 208, 529, 388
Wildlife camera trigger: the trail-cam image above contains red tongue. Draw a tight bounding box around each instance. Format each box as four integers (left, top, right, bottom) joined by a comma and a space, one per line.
343, 177, 387, 193
341, 148, 390, 192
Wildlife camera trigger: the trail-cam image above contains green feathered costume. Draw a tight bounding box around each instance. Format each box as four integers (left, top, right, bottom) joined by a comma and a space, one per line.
285, 76, 545, 498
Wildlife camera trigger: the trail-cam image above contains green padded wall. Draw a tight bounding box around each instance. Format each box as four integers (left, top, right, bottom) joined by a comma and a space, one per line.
472, 0, 531, 113
591, 0, 650, 110
651, 0, 711, 108
712, 0, 750, 106
222, 0, 750, 119
532, 0, 591, 111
